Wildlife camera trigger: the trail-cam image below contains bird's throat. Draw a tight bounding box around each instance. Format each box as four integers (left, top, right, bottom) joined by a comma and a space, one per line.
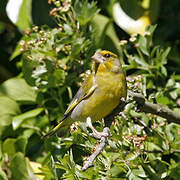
94, 62, 100, 74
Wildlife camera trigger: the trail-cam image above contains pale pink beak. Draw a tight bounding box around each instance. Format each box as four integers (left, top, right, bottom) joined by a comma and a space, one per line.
91, 52, 104, 64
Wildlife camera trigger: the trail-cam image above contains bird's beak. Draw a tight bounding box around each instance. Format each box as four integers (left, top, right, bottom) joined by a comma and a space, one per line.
91, 52, 104, 64
91, 52, 104, 74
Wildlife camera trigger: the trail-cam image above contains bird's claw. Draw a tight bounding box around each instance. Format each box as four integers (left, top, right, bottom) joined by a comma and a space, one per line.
86, 117, 111, 140
82, 117, 111, 171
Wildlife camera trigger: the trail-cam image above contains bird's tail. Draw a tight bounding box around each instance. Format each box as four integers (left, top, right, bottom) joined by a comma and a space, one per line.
42, 116, 72, 138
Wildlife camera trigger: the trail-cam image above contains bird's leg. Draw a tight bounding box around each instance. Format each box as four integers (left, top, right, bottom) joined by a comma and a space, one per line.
86, 117, 111, 139
86, 98, 126, 139
82, 100, 127, 171
82, 117, 111, 171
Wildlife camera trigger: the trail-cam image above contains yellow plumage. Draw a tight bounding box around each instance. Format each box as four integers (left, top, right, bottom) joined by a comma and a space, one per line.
43, 50, 127, 138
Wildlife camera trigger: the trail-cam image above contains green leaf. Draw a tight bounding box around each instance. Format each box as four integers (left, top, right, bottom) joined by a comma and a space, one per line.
22, 57, 36, 86
71, 40, 82, 57
161, 47, 171, 64
74, 0, 99, 25
144, 142, 162, 152
169, 89, 178, 99
50, 156, 58, 180
15, 136, 28, 154
3, 136, 27, 158
12, 108, 44, 130
10, 36, 31, 61
161, 65, 167, 77
0, 78, 37, 103
9, 152, 30, 180
16, 0, 32, 30
134, 55, 148, 68
147, 24, 157, 34
10, 44, 22, 61
50, 69, 66, 87
92, 14, 121, 54
108, 165, 125, 177
0, 96, 20, 137
0, 96, 20, 116
132, 169, 147, 178
0, 167, 8, 180
169, 161, 180, 179
126, 152, 139, 161
64, 24, 73, 35
141, 164, 161, 180
2, 138, 16, 158
165, 123, 180, 143
166, 78, 175, 87
138, 36, 149, 56
127, 169, 143, 180
156, 93, 173, 106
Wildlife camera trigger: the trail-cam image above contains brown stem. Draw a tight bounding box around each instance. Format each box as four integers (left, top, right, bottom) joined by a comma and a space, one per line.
129, 91, 180, 124
82, 127, 109, 171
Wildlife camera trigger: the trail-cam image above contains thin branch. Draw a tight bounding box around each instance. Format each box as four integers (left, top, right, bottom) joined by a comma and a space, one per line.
143, 149, 180, 154
82, 126, 110, 171
129, 91, 180, 124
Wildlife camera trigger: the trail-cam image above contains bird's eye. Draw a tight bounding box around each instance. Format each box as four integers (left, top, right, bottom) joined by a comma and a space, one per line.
104, 53, 111, 58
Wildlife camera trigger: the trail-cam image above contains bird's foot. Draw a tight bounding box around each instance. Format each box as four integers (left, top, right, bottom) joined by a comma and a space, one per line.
86, 117, 111, 140
82, 117, 111, 171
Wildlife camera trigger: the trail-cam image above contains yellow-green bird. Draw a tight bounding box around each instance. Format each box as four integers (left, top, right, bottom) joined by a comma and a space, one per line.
43, 50, 127, 138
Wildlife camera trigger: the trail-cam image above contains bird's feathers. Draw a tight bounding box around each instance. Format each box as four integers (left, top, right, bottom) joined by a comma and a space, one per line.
43, 50, 127, 138
43, 74, 97, 138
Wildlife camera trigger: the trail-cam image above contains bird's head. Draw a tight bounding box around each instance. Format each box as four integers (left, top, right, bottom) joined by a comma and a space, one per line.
92, 50, 123, 74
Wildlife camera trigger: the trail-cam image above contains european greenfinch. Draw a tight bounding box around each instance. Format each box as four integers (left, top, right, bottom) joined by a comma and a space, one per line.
44, 50, 127, 138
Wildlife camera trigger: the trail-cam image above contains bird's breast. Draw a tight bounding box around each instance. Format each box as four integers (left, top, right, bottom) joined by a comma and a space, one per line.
71, 71, 126, 122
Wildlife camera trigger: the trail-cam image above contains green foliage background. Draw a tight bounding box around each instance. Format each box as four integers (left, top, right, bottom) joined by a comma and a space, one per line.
0, 0, 180, 179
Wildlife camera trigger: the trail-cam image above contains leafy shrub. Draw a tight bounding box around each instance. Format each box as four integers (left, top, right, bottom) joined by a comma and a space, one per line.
0, 0, 180, 179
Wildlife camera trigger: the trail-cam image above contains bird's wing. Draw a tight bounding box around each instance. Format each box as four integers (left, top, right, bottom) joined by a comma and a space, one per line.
64, 74, 97, 116
42, 74, 97, 138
